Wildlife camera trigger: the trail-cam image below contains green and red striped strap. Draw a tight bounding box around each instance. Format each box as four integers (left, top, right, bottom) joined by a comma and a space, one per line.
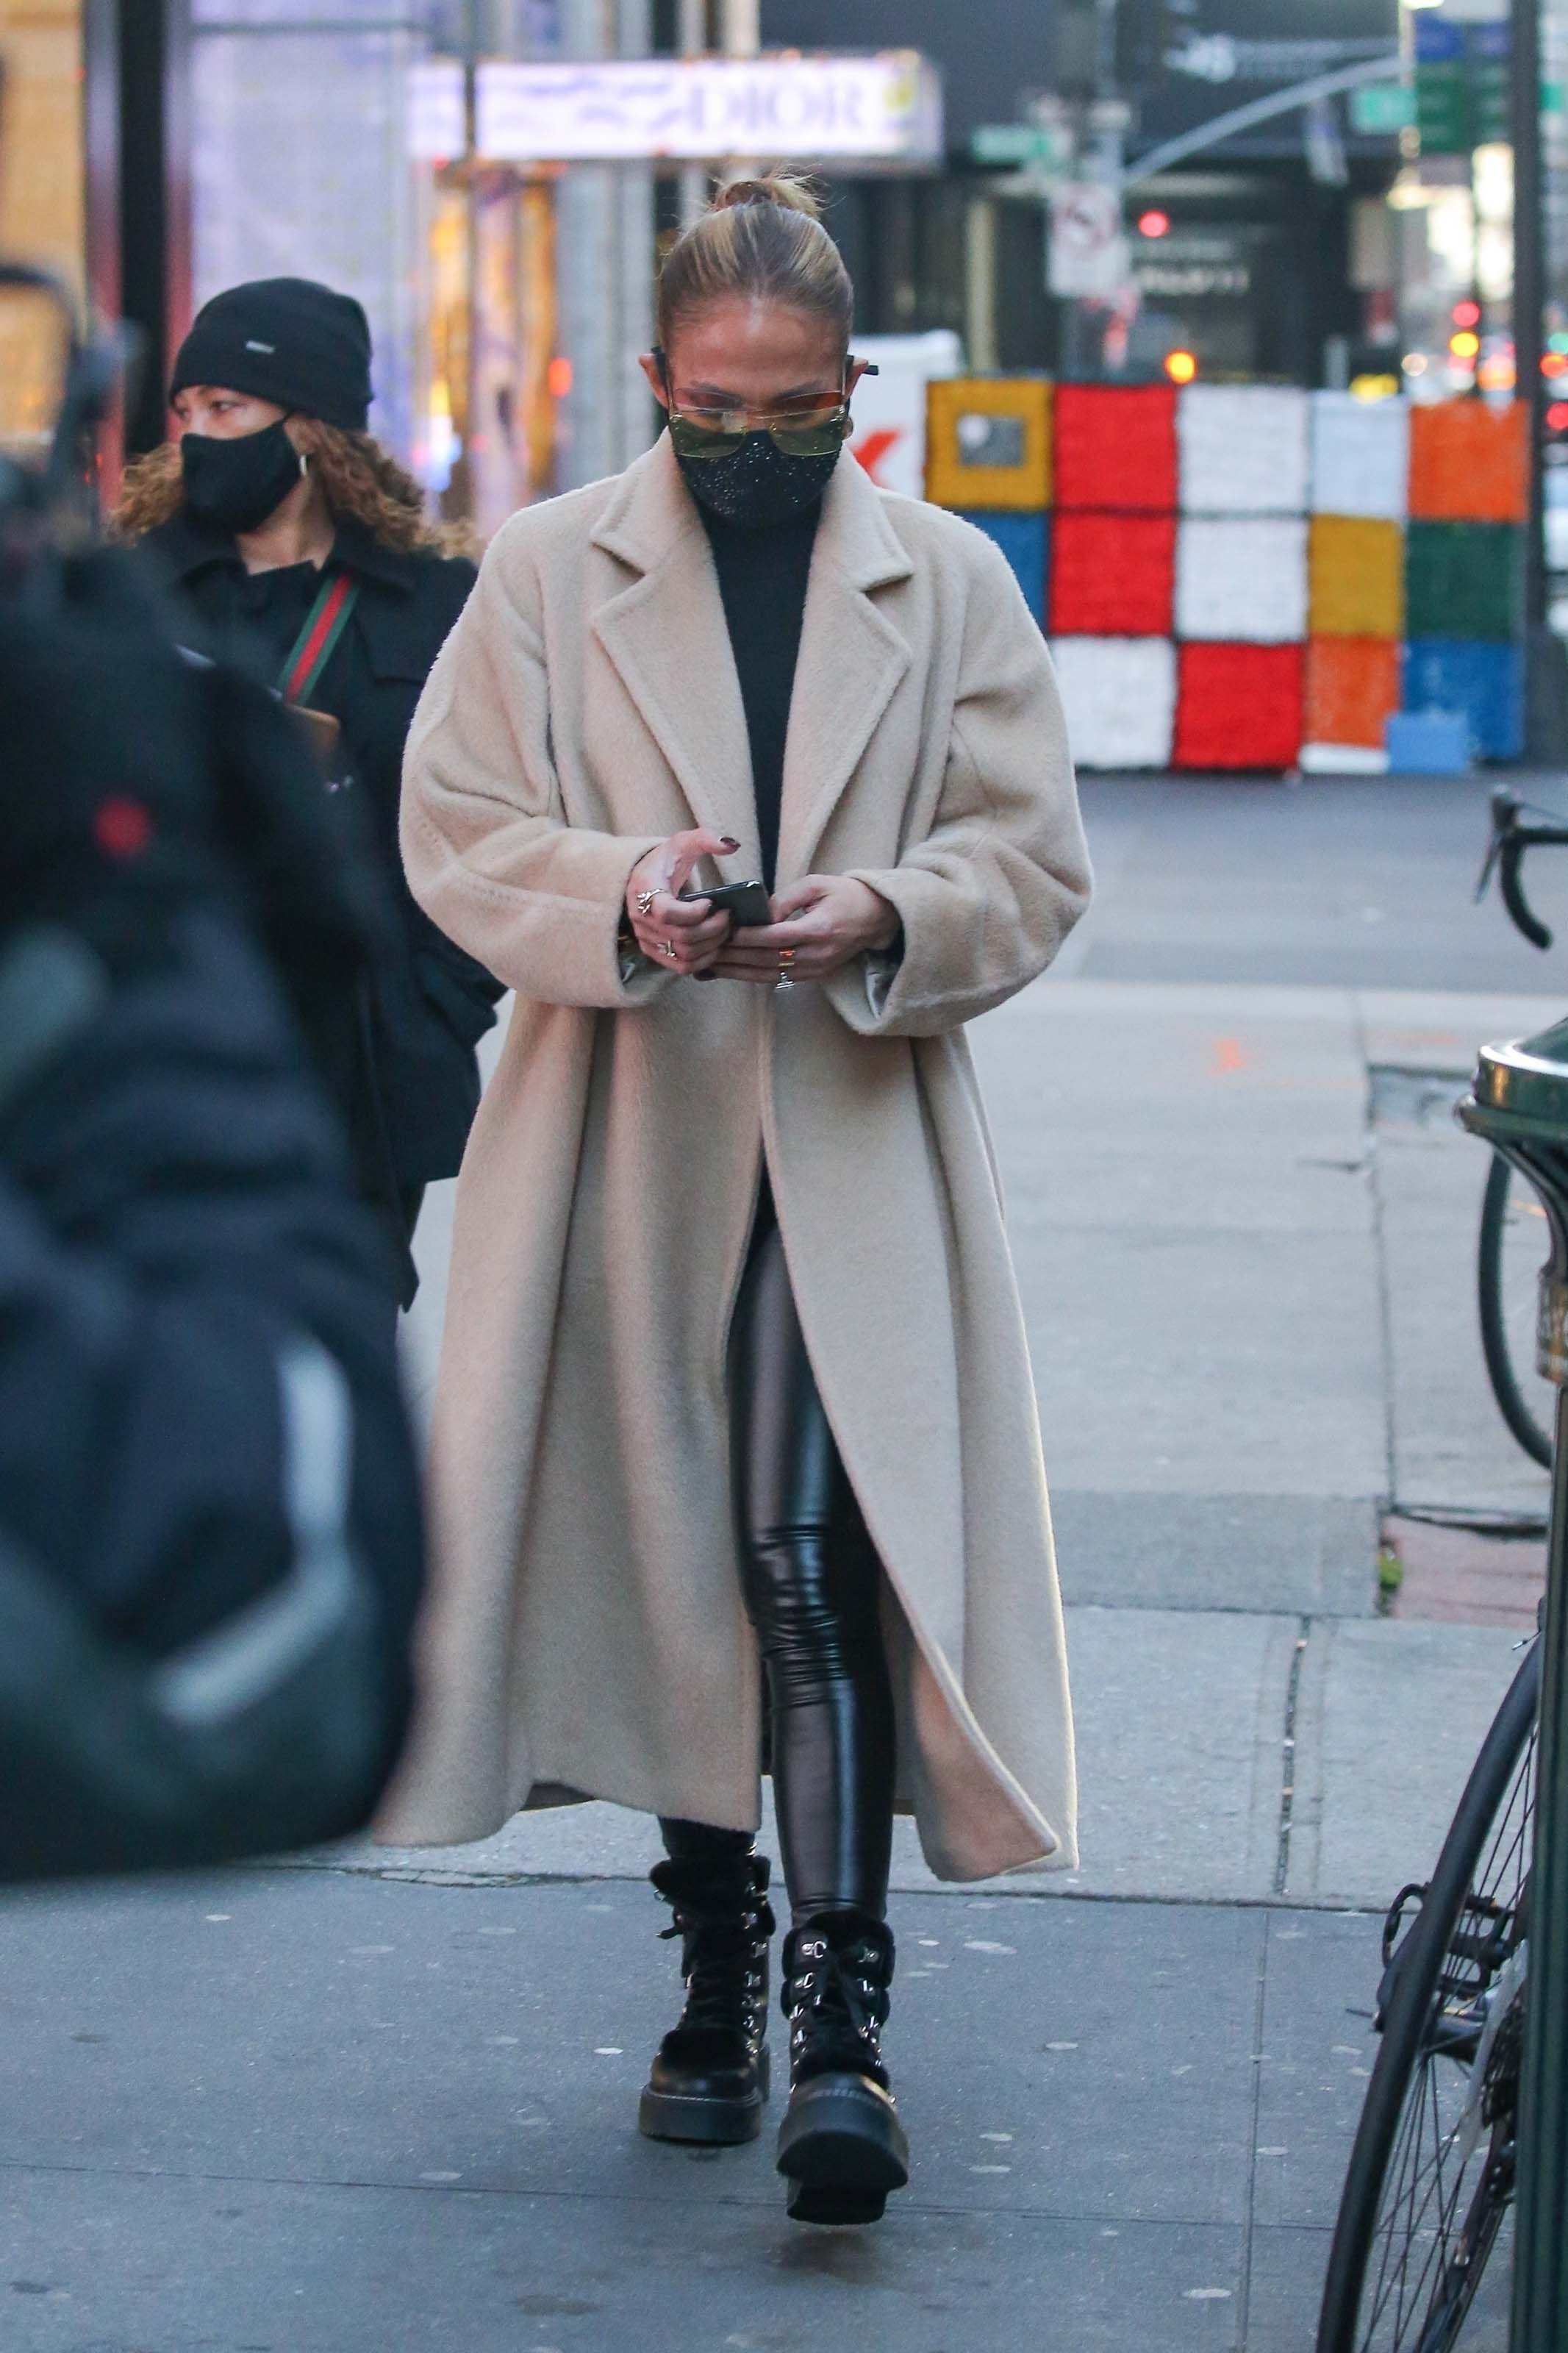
277, 568, 359, 707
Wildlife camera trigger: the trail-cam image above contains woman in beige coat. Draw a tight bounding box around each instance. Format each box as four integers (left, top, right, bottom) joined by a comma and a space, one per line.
391, 174, 1090, 2224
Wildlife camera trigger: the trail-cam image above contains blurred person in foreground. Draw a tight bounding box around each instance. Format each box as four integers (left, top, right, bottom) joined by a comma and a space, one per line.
114, 276, 501, 1303
384, 174, 1091, 2224
0, 296, 424, 1877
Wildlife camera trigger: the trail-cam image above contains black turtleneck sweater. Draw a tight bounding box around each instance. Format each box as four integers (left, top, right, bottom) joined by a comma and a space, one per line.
698, 500, 820, 891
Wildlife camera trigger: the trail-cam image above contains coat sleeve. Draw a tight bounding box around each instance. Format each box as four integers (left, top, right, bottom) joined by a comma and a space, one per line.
400, 524, 672, 1010
823, 534, 1091, 1040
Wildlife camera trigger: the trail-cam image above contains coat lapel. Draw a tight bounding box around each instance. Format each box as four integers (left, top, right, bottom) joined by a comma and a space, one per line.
590, 440, 756, 857
777, 454, 914, 885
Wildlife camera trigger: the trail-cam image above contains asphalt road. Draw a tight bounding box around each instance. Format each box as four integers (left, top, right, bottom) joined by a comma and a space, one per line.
1069, 770, 1568, 993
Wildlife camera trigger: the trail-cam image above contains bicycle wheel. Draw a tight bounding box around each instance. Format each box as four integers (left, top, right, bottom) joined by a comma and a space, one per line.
1317, 1638, 1540, 2353
1477, 1153, 1555, 1470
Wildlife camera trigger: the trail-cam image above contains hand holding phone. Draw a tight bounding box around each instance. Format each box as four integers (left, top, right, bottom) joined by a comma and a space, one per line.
679, 877, 772, 927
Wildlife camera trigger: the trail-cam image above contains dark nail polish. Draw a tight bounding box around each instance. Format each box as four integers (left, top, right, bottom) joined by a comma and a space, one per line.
719, 836, 740, 851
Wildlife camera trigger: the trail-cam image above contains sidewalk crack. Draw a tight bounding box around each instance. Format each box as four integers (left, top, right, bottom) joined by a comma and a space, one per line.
1273, 1618, 1311, 1898
1236, 1909, 1273, 2346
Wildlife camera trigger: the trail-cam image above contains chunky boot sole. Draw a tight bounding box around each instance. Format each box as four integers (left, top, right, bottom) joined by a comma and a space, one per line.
637, 2045, 770, 2145
776, 2072, 909, 2224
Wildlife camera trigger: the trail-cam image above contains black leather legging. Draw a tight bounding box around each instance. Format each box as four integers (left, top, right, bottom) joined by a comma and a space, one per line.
661, 1190, 895, 1923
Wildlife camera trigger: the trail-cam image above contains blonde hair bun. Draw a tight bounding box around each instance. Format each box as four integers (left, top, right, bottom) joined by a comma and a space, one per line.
712, 171, 823, 224
657, 167, 851, 346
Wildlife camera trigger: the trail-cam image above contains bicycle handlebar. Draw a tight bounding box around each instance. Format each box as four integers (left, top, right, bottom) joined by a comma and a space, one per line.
1479, 789, 1568, 953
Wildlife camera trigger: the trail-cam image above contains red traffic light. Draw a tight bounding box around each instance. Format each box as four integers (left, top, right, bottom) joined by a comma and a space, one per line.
1137, 210, 1170, 238
1452, 299, 1482, 329
1547, 399, 1568, 431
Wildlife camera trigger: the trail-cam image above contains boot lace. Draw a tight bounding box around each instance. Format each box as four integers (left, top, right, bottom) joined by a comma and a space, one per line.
661, 1891, 775, 2034
785, 1930, 891, 2077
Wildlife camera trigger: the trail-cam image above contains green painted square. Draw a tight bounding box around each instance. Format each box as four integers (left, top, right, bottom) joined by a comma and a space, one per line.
1404, 521, 1522, 643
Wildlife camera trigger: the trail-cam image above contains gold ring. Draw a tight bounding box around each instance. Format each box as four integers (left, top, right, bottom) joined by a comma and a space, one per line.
778, 946, 796, 966
635, 889, 657, 917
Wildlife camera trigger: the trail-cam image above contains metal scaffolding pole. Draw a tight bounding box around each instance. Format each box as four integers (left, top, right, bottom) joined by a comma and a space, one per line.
554, 0, 655, 490
720, 0, 759, 181
678, 0, 708, 231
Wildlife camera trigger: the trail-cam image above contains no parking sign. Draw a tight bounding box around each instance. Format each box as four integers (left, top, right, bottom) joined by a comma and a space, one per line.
1048, 183, 1130, 299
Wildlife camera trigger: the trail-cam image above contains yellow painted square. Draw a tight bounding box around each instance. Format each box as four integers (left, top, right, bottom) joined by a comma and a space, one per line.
926, 378, 1053, 510
1309, 515, 1404, 640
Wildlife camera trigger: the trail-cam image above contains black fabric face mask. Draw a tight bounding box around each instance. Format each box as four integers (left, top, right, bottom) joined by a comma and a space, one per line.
180, 418, 304, 535
676, 430, 840, 529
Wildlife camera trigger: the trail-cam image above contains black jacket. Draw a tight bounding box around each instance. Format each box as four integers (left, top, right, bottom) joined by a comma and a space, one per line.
0, 546, 424, 1871
137, 510, 503, 1211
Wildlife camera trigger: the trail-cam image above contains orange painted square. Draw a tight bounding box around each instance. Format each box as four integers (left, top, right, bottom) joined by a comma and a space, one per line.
1408, 399, 1528, 523
1304, 637, 1402, 749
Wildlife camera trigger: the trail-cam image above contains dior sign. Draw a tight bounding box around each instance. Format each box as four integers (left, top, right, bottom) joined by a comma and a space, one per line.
407, 54, 942, 165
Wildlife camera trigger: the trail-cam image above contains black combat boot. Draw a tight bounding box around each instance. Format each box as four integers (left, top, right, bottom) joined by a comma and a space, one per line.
638, 1852, 776, 2145
775, 1911, 909, 2224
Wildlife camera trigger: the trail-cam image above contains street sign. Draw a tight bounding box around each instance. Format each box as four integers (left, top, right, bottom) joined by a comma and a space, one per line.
1349, 82, 1414, 135
1048, 182, 1130, 299
1413, 15, 1514, 157
971, 121, 1074, 171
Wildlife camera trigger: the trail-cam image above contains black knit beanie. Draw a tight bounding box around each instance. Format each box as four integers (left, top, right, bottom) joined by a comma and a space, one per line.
168, 277, 373, 431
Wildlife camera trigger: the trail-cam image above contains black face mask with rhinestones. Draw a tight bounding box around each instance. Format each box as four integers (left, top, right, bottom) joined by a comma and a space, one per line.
675, 429, 840, 529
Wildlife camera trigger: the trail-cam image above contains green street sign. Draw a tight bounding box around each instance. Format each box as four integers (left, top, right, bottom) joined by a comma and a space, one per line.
1350, 82, 1414, 135
1472, 58, 1511, 146
1416, 61, 1469, 155
971, 122, 1071, 168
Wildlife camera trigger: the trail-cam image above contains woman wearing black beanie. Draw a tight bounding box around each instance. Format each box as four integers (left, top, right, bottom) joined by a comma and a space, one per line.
115, 276, 501, 1302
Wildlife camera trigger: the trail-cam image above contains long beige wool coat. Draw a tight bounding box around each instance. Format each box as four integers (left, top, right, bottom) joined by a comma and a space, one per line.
381, 435, 1092, 1882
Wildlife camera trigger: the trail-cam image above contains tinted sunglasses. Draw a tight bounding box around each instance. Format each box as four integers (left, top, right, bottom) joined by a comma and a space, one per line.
656, 351, 876, 461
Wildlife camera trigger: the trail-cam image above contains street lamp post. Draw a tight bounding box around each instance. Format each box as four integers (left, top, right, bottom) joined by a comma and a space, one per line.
1511, 0, 1553, 758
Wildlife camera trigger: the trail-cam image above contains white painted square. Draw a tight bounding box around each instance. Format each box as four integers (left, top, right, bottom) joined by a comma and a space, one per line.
1178, 383, 1310, 513
1175, 515, 1309, 642
1050, 635, 1177, 769
1309, 391, 1409, 520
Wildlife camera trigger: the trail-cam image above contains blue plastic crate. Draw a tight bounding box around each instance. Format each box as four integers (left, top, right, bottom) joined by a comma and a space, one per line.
1385, 709, 1472, 774
956, 509, 1049, 629
1402, 638, 1524, 762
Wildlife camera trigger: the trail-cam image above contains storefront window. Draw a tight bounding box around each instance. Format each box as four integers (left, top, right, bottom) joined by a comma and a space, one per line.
0, 0, 84, 451
190, 0, 431, 457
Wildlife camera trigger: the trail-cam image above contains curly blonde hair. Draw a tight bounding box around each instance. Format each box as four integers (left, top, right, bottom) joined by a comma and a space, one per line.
112, 421, 473, 558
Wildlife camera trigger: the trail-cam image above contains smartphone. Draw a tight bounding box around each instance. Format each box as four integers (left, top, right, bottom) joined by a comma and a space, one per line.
679, 877, 773, 926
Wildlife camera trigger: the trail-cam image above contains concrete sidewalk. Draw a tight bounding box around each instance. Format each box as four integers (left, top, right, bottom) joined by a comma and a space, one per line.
3, 1865, 1494, 2353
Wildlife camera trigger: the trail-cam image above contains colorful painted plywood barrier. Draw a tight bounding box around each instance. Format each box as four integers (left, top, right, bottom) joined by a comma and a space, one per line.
919, 379, 1528, 771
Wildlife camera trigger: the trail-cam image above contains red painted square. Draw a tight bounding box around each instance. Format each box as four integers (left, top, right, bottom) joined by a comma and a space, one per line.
1174, 643, 1305, 771
1049, 511, 1175, 636
1053, 383, 1178, 512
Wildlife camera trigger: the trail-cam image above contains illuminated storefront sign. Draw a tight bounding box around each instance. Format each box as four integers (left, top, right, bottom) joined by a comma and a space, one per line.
408, 53, 942, 165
